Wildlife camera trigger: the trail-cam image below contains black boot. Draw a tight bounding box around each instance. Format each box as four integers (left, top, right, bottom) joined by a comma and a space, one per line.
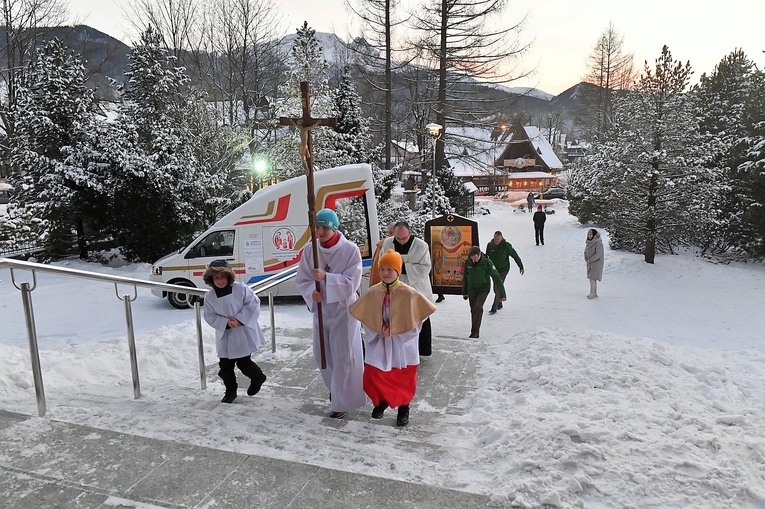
396, 405, 410, 427
247, 372, 267, 396
218, 359, 238, 403
236, 357, 267, 396
372, 401, 388, 419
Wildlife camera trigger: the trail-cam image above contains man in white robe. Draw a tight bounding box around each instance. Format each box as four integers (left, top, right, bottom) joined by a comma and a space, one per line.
296, 208, 366, 418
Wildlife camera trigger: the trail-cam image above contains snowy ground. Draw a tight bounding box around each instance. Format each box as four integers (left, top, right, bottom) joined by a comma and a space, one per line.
2, 199, 765, 508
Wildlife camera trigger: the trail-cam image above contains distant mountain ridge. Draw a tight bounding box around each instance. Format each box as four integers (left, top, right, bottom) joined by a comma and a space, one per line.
9, 25, 588, 121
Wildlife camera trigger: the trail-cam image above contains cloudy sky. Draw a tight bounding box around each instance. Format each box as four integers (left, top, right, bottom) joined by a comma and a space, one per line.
69, 0, 764, 95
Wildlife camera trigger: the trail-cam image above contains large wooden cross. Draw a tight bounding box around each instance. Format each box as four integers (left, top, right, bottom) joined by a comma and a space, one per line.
279, 81, 337, 369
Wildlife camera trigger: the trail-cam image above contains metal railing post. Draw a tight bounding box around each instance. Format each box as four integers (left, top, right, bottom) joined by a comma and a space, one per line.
194, 301, 206, 390
269, 292, 276, 353
20, 282, 46, 417
118, 286, 141, 399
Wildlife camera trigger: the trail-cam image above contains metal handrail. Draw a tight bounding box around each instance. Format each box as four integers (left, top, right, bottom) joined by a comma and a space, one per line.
0, 257, 298, 417
0, 258, 209, 297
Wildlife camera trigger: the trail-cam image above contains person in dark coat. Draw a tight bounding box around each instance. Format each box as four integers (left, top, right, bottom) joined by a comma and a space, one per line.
533, 204, 547, 245
584, 228, 604, 299
485, 231, 524, 314
526, 192, 535, 212
462, 246, 506, 338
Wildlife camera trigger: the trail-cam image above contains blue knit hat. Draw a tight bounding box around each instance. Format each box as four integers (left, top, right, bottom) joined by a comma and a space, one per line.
316, 208, 339, 231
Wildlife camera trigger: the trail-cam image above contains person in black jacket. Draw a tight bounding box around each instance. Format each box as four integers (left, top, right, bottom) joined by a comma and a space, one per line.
533, 204, 546, 245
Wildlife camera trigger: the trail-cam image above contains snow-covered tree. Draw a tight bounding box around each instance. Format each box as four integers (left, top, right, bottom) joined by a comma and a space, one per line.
569, 46, 718, 263
110, 26, 209, 262
272, 22, 336, 180
321, 68, 373, 166
8, 39, 101, 259
694, 50, 765, 258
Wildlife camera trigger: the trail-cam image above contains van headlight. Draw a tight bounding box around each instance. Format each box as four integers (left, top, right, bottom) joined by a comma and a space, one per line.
151, 266, 162, 275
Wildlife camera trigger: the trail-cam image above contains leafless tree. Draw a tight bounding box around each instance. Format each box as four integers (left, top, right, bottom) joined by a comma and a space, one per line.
579, 22, 635, 141
345, 0, 412, 171
0, 0, 67, 149
410, 0, 529, 173
126, 0, 288, 166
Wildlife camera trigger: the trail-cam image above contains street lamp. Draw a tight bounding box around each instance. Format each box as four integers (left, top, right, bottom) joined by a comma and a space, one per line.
252, 157, 268, 189
494, 123, 507, 195
425, 123, 443, 218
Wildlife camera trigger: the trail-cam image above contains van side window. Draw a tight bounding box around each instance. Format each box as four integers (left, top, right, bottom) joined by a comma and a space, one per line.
186, 230, 235, 259
334, 195, 371, 258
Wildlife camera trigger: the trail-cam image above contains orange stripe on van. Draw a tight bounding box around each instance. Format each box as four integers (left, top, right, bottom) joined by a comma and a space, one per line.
234, 195, 290, 225
316, 180, 367, 209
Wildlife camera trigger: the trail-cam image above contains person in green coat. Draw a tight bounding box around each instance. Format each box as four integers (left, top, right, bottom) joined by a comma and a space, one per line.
485, 231, 524, 314
462, 246, 506, 338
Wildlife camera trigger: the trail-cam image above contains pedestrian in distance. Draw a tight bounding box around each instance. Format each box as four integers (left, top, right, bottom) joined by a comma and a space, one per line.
533, 204, 547, 245
295, 208, 366, 419
350, 250, 437, 427
462, 246, 506, 338
374, 221, 436, 356
485, 231, 524, 315
202, 259, 267, 404
526, 191, 535, 213
584, 228, 604, 299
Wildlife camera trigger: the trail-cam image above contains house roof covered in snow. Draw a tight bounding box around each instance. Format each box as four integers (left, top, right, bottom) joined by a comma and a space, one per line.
442, 124, 563, 177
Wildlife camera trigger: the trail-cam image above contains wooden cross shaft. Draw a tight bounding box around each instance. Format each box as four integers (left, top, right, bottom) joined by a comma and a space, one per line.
278, 81, 337, 369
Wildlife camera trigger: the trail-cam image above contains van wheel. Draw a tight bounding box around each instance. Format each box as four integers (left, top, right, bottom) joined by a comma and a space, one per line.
168, 282, 197, 309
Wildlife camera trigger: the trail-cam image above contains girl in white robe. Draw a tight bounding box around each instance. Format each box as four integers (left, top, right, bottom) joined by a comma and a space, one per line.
349, 250, 437, 427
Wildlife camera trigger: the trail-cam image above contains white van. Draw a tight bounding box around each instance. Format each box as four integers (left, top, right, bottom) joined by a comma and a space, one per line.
150, 163, 380, 308
0, 182, 12, 205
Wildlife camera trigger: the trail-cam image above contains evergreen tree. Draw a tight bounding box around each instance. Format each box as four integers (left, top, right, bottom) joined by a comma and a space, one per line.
273, 22, 336, 180
8, 39, 99, 260
694, 50, 765, 257
320, 68, 375, 167
570, 46, 717, 263
110, 26, 207, 262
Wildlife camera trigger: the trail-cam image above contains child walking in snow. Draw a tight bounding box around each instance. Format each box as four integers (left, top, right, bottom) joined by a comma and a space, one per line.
203, 259, 267, 403
349, 250, 437, 427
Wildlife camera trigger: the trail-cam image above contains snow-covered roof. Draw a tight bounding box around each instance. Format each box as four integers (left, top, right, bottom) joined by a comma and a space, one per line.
391, 139, 419, 154
463, 181, 478, 193
522, 126, 563, 170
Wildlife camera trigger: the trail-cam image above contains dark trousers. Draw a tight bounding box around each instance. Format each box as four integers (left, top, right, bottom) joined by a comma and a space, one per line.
419, 317, 432, 356
218, 356, 263, 392
535, 226, 544, 245
491, 269, 509, 311
468, 290, 489, 336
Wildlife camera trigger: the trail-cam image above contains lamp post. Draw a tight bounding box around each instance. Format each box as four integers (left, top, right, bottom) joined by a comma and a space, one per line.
425, 123, 443, 219
494, 123, 507, 195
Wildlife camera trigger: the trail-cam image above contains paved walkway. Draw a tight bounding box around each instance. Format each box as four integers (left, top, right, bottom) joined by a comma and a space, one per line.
0, 331, 492, 509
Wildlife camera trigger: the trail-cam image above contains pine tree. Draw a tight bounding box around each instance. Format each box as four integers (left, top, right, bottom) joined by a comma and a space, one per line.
570, 46, 717, 263
273, 22, 336, 180
694, 50, 765, 257
8, 39, 99, 260
110, 26, 206, 262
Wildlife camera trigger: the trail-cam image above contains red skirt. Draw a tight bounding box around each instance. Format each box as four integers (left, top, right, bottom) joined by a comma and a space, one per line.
363, 364, 417, 408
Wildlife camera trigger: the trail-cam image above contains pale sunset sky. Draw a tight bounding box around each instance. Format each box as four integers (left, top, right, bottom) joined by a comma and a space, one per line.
69, 0, 764, 96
